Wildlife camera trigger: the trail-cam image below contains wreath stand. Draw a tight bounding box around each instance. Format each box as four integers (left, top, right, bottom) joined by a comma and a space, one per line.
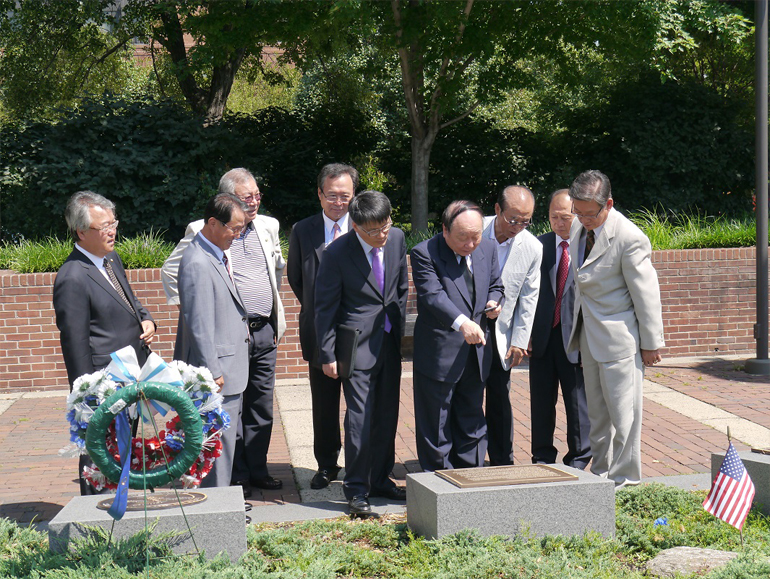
85, 381, 206, 570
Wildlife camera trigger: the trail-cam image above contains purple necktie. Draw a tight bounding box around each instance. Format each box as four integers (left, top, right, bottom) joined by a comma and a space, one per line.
371, 247, 392, 333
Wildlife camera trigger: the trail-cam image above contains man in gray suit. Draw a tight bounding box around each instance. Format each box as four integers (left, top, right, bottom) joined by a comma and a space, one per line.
162, 168, 286, 493
175, 193, 250, 488
528, 190, 591, 469
568, 170, 664, 487
482, 186, 542, 465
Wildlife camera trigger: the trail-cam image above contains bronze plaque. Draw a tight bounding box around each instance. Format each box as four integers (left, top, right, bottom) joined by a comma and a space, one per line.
435, 464, 578, 488
97, 491, 207, 512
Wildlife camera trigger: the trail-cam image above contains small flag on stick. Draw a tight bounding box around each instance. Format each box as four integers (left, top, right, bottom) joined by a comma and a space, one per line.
703, 441, 755, 531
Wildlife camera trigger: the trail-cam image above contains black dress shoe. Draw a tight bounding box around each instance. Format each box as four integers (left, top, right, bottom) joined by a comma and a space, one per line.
310, 467, 341, 490
348, 496, 379, 519
251, 476, 283, 490
369, 486, 406, 501
232, 480, 252, 499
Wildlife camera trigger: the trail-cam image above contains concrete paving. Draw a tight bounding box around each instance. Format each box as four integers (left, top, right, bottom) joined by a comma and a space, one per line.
0, 355, 767, 529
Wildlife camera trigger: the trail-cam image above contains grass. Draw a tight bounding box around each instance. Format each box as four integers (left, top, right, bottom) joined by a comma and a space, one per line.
2, 485, 770, 578
0, 211, 764, 273
0, 231, 175, 273
628, 209, 762, 251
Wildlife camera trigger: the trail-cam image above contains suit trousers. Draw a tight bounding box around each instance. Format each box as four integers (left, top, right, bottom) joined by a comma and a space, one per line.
414, 349, 487, 471
201, 392, 242, 487
308, 365, 343, 470
484, 326, 514, 466
341, 332, 401, 499
579, 328, 644, 486
233, 322, 278, 482
529, 324, 591, 468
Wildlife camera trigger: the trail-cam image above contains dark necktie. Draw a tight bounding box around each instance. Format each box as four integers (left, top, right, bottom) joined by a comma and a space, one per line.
461, 256, 475, 303
103, 258, 135, 313
371, 247, 392, 333
222, 253, 232, 281
584, 230, 595, 264
552, 240, 569, 328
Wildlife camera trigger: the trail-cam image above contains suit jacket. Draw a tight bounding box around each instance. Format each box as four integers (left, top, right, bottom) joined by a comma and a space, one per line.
53, 248, 154, 386
175, 234, 249, 396
411, 233, 504, 383
530, 231, 579, 363
567, 208, 665, 363
287, 212, 327, 364
161, 216, 286, 341
314, 228, 409, 371
482, 217, 542, 370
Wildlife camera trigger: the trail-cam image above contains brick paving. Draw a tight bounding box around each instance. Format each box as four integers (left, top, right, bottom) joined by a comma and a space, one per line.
0, 355, 764, 525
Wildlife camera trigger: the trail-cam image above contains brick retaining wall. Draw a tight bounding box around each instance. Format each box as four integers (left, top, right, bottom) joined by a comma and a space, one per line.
1, 247, 767, 392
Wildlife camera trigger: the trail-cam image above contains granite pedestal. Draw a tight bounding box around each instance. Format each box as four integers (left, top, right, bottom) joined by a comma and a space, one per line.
48, 487, 246, 563
406, 466, 615, 540
711, 450, 770, 514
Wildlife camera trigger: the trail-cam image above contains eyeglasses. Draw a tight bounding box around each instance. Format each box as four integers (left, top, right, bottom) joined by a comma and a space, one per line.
90, 220, 119, 233
500, 214, 531, 228
362, 220, 392, 237
219, 220, 245, 236
321, 191, 353, 204
571, 204, 606, 219
239, 193, 262, 203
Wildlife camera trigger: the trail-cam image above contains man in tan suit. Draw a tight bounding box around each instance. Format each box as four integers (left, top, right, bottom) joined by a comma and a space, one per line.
567, 170, 664, 487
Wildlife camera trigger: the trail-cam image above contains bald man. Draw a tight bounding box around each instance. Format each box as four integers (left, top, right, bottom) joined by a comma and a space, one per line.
482, 186, 542, 465
528, 190, 591, 469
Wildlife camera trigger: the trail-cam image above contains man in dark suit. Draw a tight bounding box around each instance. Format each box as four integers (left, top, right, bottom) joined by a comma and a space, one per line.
528, 189, 591, 469
411, 201, 504, 472
53, 190, 156, 495
314, 190, 408, 518
287, 163, 358, 490
175, 193, 250, 488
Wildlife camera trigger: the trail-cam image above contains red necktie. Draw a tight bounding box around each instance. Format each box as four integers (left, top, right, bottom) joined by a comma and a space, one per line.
552, 240, 569, 328
332, 223, 341, 242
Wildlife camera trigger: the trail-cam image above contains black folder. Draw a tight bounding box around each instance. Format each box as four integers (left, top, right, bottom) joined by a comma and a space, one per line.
335, 324, 361, 379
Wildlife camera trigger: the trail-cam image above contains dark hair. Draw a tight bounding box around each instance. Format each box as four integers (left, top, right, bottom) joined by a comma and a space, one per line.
317, 163, 359, 191
497, 185, 534, 211
204, 193, 248, 224
219, 168, 256, 195
569, 170, 612, 205
65, 190, 115, 242
349, 190, 391, 226
548, 188, 570, 208
441, 200, 483, 230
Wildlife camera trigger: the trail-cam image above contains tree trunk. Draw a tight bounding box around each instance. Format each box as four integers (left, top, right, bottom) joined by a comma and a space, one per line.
411, 132, 436, 233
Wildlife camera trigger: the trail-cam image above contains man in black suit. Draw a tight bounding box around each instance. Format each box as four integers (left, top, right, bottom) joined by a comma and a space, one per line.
53, 190, 156, 495
411, 201, 504, 472
287, 163, 358, 490
314, 190, 408, 518
528, 190, 591, 469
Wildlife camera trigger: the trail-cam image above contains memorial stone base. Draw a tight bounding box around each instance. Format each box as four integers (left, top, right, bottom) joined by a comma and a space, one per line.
406, 466, 615, 540
48, 486, 246, 563
711, 450, 770, 515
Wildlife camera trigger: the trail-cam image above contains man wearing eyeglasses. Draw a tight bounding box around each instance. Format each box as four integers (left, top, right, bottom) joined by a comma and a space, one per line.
481, 186, 542, 466
163, 168, 286, 493
314, 191, 408, 518
566, 170, 664, 488
287, 163, 358, 491
54, 190, 156, 495
175, 193, 250, 488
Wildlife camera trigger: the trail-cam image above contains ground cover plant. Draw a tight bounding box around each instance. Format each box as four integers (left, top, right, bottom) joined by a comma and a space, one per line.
0, 212, 765, 274
2, 484, 770, 578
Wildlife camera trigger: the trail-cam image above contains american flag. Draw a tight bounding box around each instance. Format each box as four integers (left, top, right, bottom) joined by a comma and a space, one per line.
703, 442, 755, 530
